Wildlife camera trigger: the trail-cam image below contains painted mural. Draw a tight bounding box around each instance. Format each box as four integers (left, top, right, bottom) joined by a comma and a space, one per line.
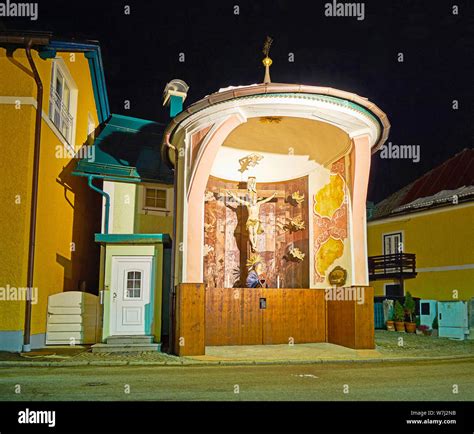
203, 175, 310, 288
313, 157, 350, 286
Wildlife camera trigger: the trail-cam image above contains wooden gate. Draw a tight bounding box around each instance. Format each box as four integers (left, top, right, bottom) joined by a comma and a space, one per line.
205, 287, 326, 346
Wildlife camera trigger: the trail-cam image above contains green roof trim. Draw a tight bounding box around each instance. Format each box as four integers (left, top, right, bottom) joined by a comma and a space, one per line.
95, 233, 172, 246
73, 114, 174, 184
47, 40, 110, 123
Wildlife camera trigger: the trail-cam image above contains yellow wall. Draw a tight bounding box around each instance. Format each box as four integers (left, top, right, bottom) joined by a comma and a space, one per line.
367, 204, 474, 300
0, 48, 101, 347
106, 180, 173, 236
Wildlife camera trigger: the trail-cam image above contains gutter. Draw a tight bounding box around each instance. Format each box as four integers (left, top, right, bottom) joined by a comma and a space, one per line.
164, 134, 179, 353
46, 40, 110, 123
87, 175, 110, 234
23, 38, 46, 352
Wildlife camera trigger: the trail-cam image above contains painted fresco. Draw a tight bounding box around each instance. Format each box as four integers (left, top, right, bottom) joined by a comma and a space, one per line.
313, 157, 350, 286
204, 175, 309, 288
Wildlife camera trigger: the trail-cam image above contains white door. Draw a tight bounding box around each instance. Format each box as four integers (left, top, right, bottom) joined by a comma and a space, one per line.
111, 256, 152, 335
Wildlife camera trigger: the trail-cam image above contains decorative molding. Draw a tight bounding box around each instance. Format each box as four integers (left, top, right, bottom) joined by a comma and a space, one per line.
289, 247, 305, 261
174, 93, 381, 150
238, 152, 263, 173
416, 264, 474, 273
291, 191, 305, 205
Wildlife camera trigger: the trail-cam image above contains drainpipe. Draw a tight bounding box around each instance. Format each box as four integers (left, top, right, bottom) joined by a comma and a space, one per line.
87, 175, 110, 234
86, 175, 110, 344
23, 39, 43, 352
165, 134, 179, 353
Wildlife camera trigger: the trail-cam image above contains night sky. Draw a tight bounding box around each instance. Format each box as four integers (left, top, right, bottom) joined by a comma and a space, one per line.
2, 0, 473, 203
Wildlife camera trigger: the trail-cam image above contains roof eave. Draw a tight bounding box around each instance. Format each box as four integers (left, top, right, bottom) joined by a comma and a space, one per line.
161, 83, 390, 168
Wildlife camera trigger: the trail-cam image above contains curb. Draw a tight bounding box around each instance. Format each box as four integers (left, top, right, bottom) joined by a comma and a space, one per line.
1, 354, 473, 368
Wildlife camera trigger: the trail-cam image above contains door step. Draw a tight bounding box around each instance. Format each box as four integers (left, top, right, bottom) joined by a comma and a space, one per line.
91, 343, 161, 353
106, 335, 155, 345
91, 335, 160, 353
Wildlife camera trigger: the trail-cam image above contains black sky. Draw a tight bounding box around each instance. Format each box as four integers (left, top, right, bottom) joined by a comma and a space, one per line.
2, 0, 473, 203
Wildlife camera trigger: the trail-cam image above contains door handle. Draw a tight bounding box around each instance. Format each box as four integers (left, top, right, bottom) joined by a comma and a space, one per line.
113, 292, 117, 301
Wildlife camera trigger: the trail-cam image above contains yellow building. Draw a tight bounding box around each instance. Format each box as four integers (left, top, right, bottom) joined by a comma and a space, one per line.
367, 148, 474, 301
0, 32, 110, 351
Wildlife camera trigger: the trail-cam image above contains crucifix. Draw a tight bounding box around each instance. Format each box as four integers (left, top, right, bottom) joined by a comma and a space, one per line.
223, 177, 284, 252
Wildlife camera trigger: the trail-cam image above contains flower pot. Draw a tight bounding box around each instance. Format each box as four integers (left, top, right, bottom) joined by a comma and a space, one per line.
395, 321, 406, 332
405, 322, 416, 333
386, 320, 395, 331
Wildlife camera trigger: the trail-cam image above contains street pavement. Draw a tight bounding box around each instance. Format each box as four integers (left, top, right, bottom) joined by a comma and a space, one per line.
1, 358, 473, 401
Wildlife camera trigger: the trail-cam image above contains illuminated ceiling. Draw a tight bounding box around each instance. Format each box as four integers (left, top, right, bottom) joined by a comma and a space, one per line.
210, 116, 351, 182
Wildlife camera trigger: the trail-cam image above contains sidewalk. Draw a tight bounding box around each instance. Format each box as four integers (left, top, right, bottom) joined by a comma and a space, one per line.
1, 331, 473, 367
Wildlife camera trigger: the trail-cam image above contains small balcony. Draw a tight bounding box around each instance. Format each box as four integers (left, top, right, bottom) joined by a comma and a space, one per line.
368, 253, 417, 281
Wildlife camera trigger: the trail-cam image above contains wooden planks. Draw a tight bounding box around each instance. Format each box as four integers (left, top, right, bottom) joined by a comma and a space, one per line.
205, 286, 374, 349
355, 287, 375, 349
262, 288, 326, 344
326, 299, 356, 348
174, 283, 205, 356
326, 286, 375, 349
205, 287, 262, 346
205, 287, 326, 346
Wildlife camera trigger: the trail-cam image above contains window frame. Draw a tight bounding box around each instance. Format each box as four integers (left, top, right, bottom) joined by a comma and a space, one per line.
140, 185, 170, 214
124, 270, 143, 300
48, 58, 78, 146
384, 283, 404, 297
382, 231, 404, 255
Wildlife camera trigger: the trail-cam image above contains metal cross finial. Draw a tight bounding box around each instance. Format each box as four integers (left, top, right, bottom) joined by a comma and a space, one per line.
262, 36, 274, 84
262, 36, 273, 57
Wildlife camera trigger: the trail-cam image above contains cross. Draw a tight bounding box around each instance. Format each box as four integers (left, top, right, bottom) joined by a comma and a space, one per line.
219, 177, 284, 252
220, 187, 285, 201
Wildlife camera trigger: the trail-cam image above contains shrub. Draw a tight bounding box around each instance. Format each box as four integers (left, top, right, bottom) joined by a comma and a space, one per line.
394, 300, 405, 322
404, 292, 416, 322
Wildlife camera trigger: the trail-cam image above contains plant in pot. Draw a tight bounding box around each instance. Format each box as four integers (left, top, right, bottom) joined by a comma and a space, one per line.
404, 292, 416, 333
393, 300, 406, 332
386, 310, 395, 331
417, 325, 431, 336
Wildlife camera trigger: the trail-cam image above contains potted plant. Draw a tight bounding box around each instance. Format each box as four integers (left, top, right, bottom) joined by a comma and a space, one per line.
386, 311, 395, 331
417, 325, 431, 336
432, 317, 439, 337
404, 292, 417, 333
393, 300, 406, 332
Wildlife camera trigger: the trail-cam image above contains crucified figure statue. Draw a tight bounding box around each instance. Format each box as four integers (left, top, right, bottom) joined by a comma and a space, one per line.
226, 177, 276, 252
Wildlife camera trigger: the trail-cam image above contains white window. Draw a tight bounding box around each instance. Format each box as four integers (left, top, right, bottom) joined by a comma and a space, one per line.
383, 232, 403, 255
143, 187, 168, 211
49, 59, 77, 145
125, 270, 142, 299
